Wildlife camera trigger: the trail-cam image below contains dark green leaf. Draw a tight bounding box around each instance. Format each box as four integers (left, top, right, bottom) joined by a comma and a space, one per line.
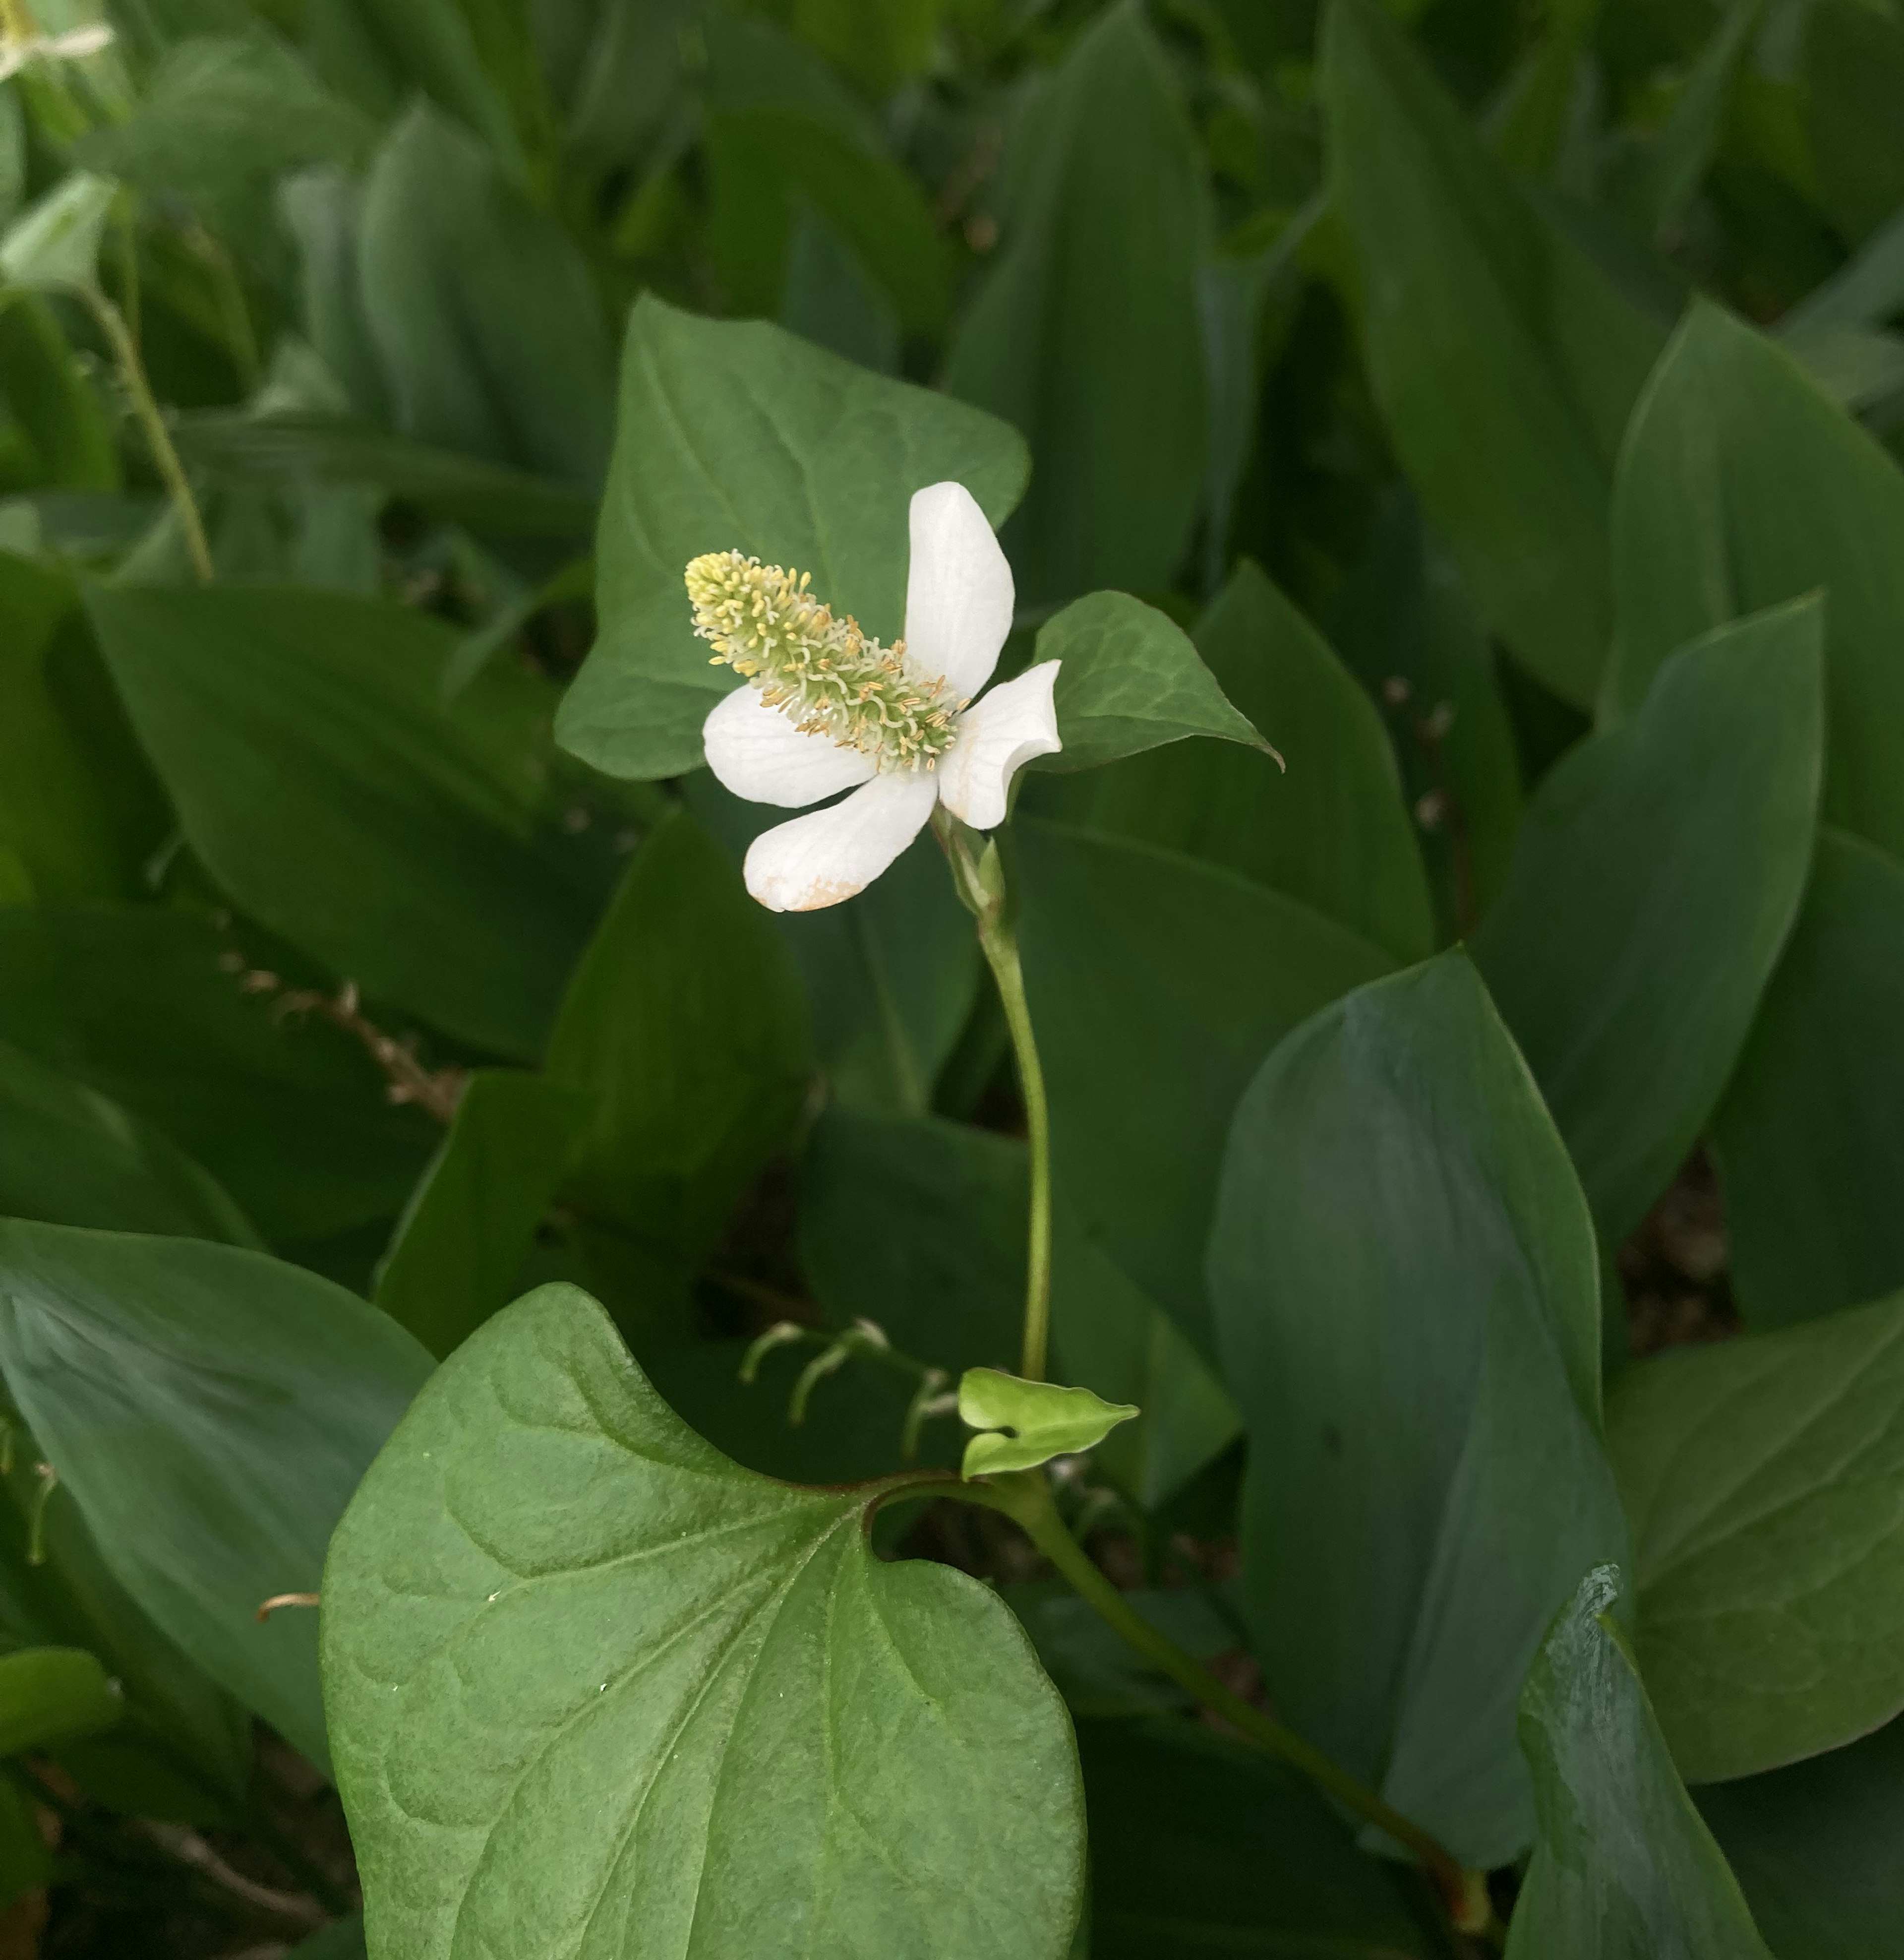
1322, 0, 1666, 707
321, 1281, 1084, 1958
357, 106, 613, 491
0, 1646, 121, 1756
1090, 561, 1431, 961
1614, 0, 1759, 240
1697, 1715, 1904, 1960
0, 903, 436, 1246
1210, 953, 1628, 1868
288, 1914, 367, 1960
373, 1070, 584, 1359
0, 298, 119, 493
0, 1775, 49, 1910
1029, 589, 1268, 775
1017, 819, 1392, 1365
1606, 300, 1904, 861
1473, 598, 1823, 1240
561, 295, 1027, 782
0, 1221, 435, 1769
1607, 1290, 1904, 1783
0, 1038, 257, 1245
943, 1, 1207, 607
85, 583, 609, 1060
1507, 1565, 1773, 1959
1079, 1718, 1438, 1959
1713, 829, 1904, 1327
1805, 0, 1904, 247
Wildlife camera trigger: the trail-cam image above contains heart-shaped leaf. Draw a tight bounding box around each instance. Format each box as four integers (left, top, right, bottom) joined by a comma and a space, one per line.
958, 1368, 1138, 1478
322, 1282, 1084, 1960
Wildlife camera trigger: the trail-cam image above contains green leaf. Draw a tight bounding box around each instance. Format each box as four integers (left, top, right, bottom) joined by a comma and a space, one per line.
321, 1282, 1084, 1958
1090, 561, 1431, 961
544, 810, 812, 1283
1507, 1565, 1774, 1959
1614, 0, 1760, 240
1078, 1718, 1439, 1959
0, 903, 436, 1247
943, 2, 1207, 607
1697, 1714, 1904, 1960
0, 1646, 121, 1756
0, 298, 119, 491
958, 1369, 1137, 1478
786, 0, 943, 94
1713, 830, 1904, 1327
560, 295, 1027, 782
287, 1914, 367, 1960
1606, 1290, 1904, 1783
0, 173, 115, 294
1017, 820, 1392, 1365
1472, 598, 1823, 1240
0, 1221, 434, 1770
1322, 0, 1666, 707
0, 1774, 50, 1911
373, 1070, 584, 1360
0, 1038, 258, 1246
706, 108, 950, 335
1029, 590, 1269, 776
1210, 953, 1629, 1868
357, 106, 613, 491
1805, 0, 1904, 247
1605, 300, 1904, 861
84, 582, 610, 1061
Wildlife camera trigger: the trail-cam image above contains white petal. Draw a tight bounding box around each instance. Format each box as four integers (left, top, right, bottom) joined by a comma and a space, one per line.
903, 481, 1015, 700
702, 685, 875, 809
744, 771, 939, 912
936, 661, 1063, 832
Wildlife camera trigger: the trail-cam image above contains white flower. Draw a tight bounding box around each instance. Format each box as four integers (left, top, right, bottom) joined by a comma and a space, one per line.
687, 481, 1061, 912
0, 20, 114, 83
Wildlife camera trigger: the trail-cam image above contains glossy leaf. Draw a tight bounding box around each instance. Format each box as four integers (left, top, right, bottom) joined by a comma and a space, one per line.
0, 1646, 121, 1756
373, 1070, 584, 1359
1606, 300, 1904, 861
1473, 598, 1823, 1241
357, 107, 612, 490
0, 1038, 258, 1246
1322, 0, 1664, 707
1507, 1565, 1773, 1959
85, 583, 609, 1060
1210, 953, 1628, 1868
1079, 1718, 1438, 1960
1607, 1291, 1904, 1783
1713, 829, 1904, 1329
1017, 819, 1392, 1364
560, 296, 1027, 781
1029, 590, 1269, 775
322, 1281, 1084, 1959
1090, 560, 1431, 961
0, 903, 436, 1247
943, 2, 1207, 606
0, 1221, 434, 1770
957, 1369, 1136, 1478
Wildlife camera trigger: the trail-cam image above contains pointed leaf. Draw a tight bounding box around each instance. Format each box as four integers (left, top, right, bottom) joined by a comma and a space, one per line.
0, 1647, 121, 1757
1508, 1565, 1773, 1959
0, 174, 115, 294
321, 1282, 1084, 1959
958, 1368, 1137, 1478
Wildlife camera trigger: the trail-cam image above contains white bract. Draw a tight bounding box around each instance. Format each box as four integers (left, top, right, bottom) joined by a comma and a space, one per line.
686, 481, 1060, 912
0, 19, 113, 83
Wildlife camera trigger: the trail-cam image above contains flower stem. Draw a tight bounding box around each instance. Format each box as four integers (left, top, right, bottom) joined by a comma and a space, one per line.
79, 284, 213, 585
956, 1470, 1498, 1939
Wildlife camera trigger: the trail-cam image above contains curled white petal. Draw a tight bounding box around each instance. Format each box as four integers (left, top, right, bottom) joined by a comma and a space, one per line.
743, 771, 939, 912
936, 661, 1063, 832
703, 685, 876, 809
903, 481, 1015, 701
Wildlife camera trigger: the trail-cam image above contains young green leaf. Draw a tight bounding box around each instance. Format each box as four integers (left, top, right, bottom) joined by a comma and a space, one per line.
1473, 598, 1823, 1241
1507, 1565, 1774, 1959
0, 1222, 434, 1771
1210, 952, 1628, 1869
0, 1647, 122, 1757
0, 173, 115, 294
1607, 1289, 1904, 1783
322, 1282, 1085, 1959
1714, 829, 1904, 1328
560, 296, 1027, 782
958, 1368, 1137, 1478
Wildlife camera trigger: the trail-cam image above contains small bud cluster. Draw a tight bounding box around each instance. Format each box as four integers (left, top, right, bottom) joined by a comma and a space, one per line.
685, 549, 963, 772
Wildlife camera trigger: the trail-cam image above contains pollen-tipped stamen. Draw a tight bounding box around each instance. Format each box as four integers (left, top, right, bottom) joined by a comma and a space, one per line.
685, 549, 963, 772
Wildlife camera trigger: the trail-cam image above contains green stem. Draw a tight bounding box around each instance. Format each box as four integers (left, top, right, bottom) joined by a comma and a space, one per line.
956, 1470, 1498, 1939
79, 284, 212, 585
977, 915, 1053, 1381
